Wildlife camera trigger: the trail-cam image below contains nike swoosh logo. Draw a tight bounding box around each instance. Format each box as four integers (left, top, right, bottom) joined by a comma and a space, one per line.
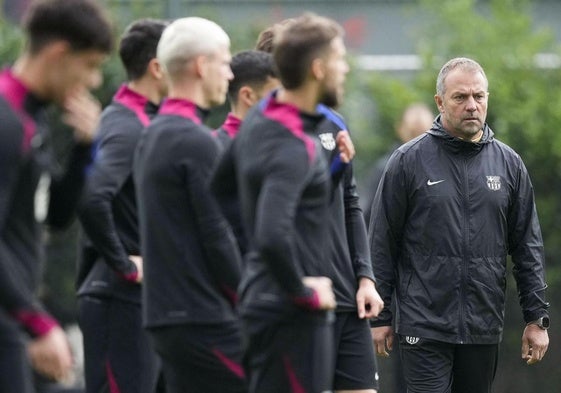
427, 179, 445, 186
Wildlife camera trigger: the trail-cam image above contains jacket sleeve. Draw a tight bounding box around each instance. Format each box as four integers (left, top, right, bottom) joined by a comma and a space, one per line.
368, 150, 408, 326
253, 141, 319, 309
0, 112, 58, 337
78, 119, 140, 281
508, 158, 549, 323
185, 134, 242, 305
343, 164, 375, 282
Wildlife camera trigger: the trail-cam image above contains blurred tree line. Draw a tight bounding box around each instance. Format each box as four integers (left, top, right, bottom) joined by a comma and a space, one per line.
0, 0, 558, 391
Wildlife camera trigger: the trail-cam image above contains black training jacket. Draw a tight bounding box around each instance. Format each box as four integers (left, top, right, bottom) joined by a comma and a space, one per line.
134, 98, 242, 328
0, 69, 92, 336
211, 92, 331, 329
369, 116, 548, 344
77, 85, 159, 303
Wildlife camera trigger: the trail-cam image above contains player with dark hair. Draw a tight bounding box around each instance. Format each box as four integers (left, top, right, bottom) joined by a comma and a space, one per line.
212, 13, 357, 393
0, 0, 112, 391
76, 18, 167, 393
212, 50, 279, 255
134, 17, 246, 393
215, 50, 279, 147
256, 16, 384, 393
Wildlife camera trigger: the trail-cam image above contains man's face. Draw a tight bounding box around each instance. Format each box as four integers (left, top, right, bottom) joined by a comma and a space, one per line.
202, 46, 233, 108
48, 47, 107, 106
434, 68, 489, 141
319, 36, 349, 109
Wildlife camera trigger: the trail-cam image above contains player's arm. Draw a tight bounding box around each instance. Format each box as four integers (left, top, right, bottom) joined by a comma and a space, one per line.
343, 165, 375, 281
341, 166, 384, 318
0, 112, 60, 337
78, 117, 141, 282
185, 133, 242, 304
255, 142, 334, 310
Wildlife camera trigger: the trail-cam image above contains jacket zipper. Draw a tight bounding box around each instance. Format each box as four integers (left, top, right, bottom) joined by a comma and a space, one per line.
459, 157, 469, 344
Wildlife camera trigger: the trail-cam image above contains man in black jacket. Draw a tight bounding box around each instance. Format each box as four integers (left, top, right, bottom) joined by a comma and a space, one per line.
369, 57, 549, 393
0, 0, 112, 390
77, 18, 167, 393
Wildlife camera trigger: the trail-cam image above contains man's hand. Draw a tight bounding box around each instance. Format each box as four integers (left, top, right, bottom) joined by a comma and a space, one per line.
522, 324, 549, 365
336, 130, 355, 163
356, 277, 384, 319
303, 276, 337, 310
129, 255, 144, 283
63, 88, 101, 144
28, 326, 73, 382
372, 325, 393, 357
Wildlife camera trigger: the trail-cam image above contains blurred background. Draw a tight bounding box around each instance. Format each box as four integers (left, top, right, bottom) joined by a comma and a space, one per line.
2, 0, 559, 392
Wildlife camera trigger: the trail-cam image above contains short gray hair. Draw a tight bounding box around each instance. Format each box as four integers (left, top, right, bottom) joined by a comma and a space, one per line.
436, 57, 488, 96
157, 17, 230, 79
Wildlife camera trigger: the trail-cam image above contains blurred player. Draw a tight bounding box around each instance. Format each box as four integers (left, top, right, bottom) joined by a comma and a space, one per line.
257, 16, 384, 393
212, 49, 279, 255
215, 49, 279, 147
77, 18, 168, 393
212, 13, 352, 393
0, 0, 112, 391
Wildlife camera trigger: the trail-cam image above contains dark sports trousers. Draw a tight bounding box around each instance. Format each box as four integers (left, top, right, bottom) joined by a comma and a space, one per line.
243, 311, 335, 393
148, 322, 246, 393
78, 296, 162, 393
333, 313, 379, 391
399, 336, 498, 393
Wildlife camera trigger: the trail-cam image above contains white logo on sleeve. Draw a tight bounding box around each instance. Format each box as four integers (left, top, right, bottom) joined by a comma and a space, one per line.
427, 179, 445, 186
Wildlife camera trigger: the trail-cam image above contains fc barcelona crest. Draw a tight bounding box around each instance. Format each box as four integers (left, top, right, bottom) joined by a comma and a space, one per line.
318, 133, 336, 151
486, 176, 501, 191
405, 336, 420, 345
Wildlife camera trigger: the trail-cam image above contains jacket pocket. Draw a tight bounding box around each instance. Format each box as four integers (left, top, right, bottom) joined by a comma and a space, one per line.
466, 256, 507, 334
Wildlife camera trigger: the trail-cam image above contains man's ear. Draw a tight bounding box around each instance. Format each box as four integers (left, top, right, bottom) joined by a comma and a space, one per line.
310, 57, 325, 81
148, 58, 164, 80
434, 94, 444, 113
193, 55, 207, 78
238, 85, 256, 107
43, 40, 72, 63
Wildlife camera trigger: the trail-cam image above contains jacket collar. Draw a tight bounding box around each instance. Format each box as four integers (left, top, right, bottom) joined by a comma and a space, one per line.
426, 114, 494, 155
